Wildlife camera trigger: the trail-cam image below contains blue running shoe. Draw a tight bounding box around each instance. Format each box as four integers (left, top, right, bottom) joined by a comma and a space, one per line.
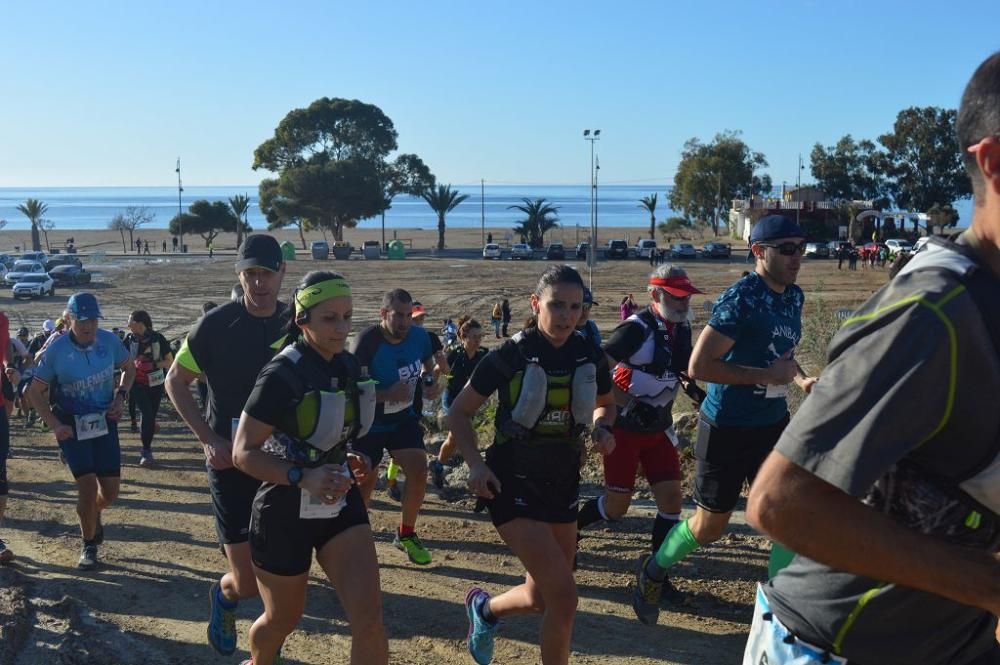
207, 581, 237, 655
465, 587, 498, 665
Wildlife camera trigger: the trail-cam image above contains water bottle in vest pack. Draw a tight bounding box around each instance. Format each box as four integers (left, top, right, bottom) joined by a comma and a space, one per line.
570, 362, 597, 427
510, 361, 548, 430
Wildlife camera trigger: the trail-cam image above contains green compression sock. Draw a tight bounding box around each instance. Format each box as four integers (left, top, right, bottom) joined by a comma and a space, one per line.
386, 460, 400, 481
768, 541, 795, 578
653, 519, 700, 569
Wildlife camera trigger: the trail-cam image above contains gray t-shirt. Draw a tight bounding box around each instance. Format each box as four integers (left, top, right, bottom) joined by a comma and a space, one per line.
765, 240, 1000, 665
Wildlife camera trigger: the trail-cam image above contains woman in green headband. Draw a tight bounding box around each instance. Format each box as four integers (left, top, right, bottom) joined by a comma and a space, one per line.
233, 271, 386, 665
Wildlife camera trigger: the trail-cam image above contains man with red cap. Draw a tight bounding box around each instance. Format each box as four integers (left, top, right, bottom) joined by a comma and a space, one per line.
578, 265, 704, 579
632, 215, 817, 626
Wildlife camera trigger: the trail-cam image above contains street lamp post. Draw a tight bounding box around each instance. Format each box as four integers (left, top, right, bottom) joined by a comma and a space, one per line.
796, 153, 804, 226
583, 129, 601, 290
175, 157, 184, 252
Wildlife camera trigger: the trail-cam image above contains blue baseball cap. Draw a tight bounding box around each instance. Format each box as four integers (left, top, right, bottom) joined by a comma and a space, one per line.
750, 215, 806, 243
583, 287, 598, 307
67, 292, 103, 321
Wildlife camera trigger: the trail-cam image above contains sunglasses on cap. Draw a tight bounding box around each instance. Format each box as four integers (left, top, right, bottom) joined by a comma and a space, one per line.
758, 241, 807, 256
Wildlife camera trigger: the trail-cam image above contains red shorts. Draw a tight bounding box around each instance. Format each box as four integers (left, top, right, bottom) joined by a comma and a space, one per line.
603, 426, 681, 493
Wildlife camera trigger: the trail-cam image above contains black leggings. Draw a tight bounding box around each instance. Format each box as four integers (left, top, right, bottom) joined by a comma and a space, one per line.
130, 383, 164, 449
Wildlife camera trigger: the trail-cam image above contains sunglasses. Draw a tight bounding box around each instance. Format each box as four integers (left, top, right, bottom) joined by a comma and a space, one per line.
665, 292, 691, 302
759, 241, 807, 256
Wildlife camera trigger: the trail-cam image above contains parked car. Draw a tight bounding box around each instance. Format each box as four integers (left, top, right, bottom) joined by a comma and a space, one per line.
482, 243, 502, 259
20, 251, 47, 264
511, 243, 533, 260
702, 242, 732, 259
49, 265, 92, 286
670, 243, 697, 259
804, 242, 830, 258
545, 243, 566, 260
605, 239, 629, 259
634, 238, 657, 259
4, 261, 46, 286
575, 242, 590, 260
0, 254, 15, 270
45, 255, 83, 271
12, 273, 55, 299
885, 238, 913, 254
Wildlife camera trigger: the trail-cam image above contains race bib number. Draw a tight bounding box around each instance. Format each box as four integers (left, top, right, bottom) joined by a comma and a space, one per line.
765, 383, 790, 399
299, 489, 347, 519
74, 412, 109, 441
147, 368, 165, 387
743, 585, 847, 665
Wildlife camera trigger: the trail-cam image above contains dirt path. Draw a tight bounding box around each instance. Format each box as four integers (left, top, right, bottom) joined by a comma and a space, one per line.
0, 252, 887, 664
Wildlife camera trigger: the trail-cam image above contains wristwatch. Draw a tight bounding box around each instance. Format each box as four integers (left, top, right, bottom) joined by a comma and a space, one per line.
286, 466, 304, 488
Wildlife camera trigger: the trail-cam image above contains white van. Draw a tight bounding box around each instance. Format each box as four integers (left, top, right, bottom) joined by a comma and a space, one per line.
634, 238, 658, 259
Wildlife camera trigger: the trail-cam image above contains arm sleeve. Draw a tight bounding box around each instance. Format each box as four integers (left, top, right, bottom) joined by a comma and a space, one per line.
244, 364, 300, 427
776, 300, 957, 497
602, 320, 646, 362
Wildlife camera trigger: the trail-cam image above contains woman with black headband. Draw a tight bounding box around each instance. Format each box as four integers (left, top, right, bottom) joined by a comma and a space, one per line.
232, 270, 387, 665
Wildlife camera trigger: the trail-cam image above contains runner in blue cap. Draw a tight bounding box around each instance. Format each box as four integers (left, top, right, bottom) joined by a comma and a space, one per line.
28, 292, 134, 570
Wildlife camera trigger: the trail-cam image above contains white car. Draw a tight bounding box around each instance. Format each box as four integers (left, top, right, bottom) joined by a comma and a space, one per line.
4, 260, 47, 286
885, 239, 913, 254
511, 244, 533, 260
634, 238, 657, 259
12, 273, 55, 299
482, 243, 502, 259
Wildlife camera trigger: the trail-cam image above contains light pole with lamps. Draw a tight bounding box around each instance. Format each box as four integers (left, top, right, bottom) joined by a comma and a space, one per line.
175, 158, 184, 252
583, 129, 600, 290
796, 153, 804, 226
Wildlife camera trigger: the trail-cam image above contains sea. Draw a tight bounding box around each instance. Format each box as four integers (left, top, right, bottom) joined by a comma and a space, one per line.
0, 184, 972, 236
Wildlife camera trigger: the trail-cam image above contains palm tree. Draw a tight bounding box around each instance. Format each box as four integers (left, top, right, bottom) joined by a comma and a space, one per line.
16, 198, 47, 251
229, 194, 251, 249
639, 193, 658, 239
509, 198, 560, 249
422, 184, 469, 250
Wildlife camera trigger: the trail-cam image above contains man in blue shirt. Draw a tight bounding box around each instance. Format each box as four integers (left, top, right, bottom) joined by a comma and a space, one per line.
631, 215, 817, 625
575, 287, 602, 352
352, 288, 439, 565
29, 293, 134, 570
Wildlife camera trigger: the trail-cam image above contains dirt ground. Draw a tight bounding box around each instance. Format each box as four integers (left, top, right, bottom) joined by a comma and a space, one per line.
0, 234, 889, 665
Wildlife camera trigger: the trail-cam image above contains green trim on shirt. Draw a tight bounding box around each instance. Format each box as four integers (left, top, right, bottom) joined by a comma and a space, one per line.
174, 338, 201, 374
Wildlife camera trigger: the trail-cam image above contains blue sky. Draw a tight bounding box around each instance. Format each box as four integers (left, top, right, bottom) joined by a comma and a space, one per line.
1, 1, 993, 189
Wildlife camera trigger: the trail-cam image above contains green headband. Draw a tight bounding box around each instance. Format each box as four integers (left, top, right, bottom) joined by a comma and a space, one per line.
295, 278, 352, 315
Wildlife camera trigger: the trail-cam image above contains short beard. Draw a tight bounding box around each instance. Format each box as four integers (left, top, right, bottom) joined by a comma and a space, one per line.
655, 302, 688, 324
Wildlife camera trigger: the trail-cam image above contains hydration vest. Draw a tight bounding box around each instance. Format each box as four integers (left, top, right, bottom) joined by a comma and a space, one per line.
266, 345, 376, 467
492, 329, 599, 444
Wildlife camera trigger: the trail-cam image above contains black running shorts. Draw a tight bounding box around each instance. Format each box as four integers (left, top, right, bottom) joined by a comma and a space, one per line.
692, 413, 789, 514
351, 418, 425, 468
482, 441, 581, 527
208, 466, 263, 545
250, 484, 369, 576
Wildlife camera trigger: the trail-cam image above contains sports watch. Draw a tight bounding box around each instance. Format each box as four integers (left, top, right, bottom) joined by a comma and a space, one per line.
287, 466, 304, 488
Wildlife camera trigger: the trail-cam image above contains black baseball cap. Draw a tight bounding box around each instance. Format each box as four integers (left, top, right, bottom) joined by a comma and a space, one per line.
235, 234, 283, 272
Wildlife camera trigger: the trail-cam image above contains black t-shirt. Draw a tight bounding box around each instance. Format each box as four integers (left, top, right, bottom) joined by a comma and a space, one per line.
445, 345, 488, 396
177, 299, 289, 440
27, 333, 47, 357
244, 342, 359, 466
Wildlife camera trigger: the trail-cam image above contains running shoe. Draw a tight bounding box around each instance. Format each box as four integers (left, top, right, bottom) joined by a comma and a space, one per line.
387, 479, 402, 502
393, 532, 432, 565
429, 459, 446, 490
465, 587, 498, 665
78, 542, 98, 570
0, 539, 14, 564
139, 450, 155, 468
94, 514, 104, 546
632, 554, 662, 626
207, 581, 238, 655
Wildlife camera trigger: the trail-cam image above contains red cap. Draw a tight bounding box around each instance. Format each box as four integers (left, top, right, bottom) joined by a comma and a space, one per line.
649, 275, 704, 297
411, 304, 426, 318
